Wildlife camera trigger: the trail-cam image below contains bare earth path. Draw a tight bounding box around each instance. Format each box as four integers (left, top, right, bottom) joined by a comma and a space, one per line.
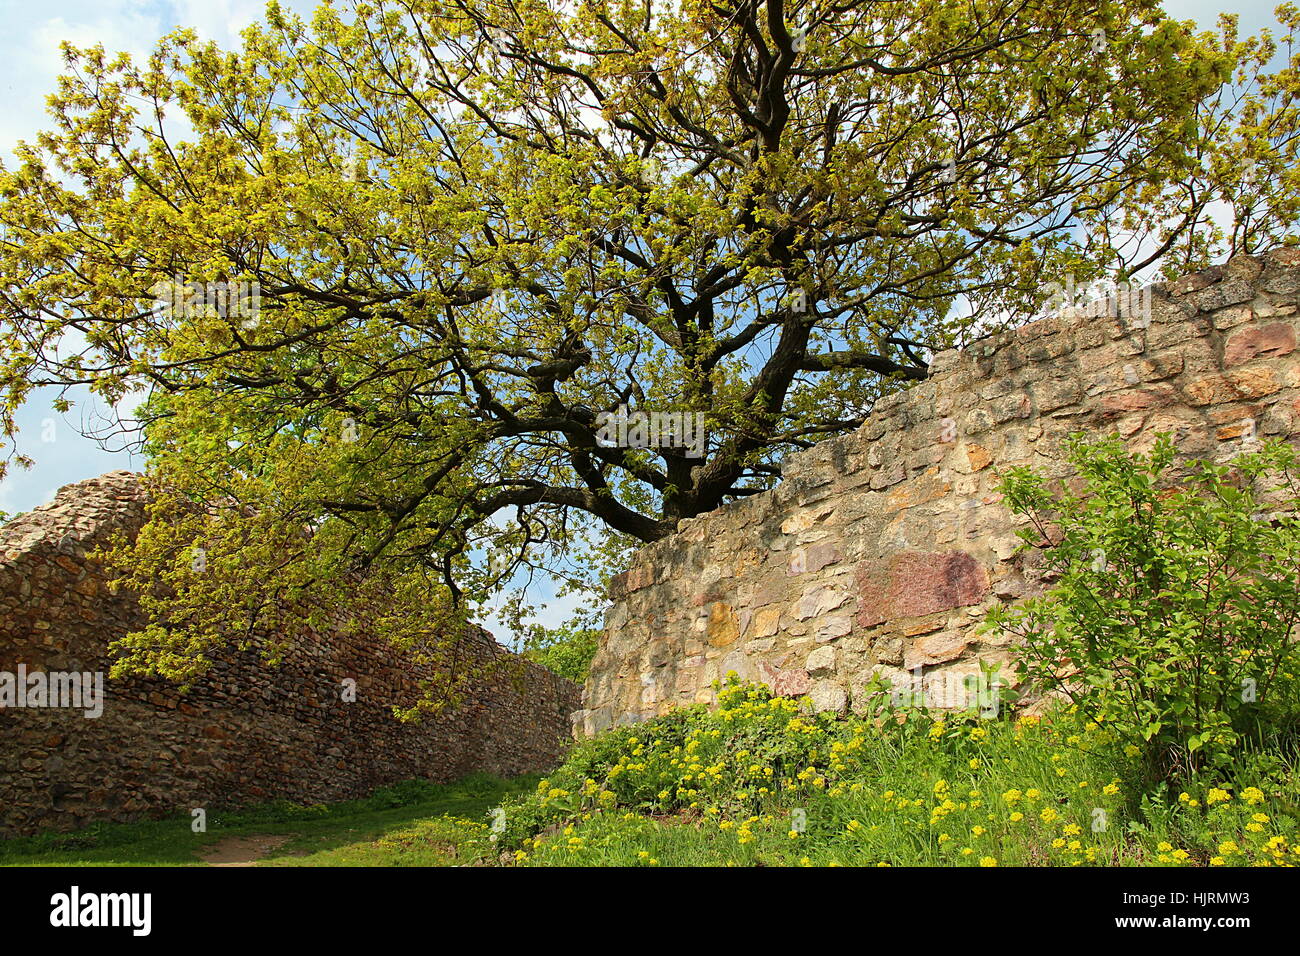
197, 834, 293, 867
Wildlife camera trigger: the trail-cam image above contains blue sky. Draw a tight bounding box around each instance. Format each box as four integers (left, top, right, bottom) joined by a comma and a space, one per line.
0, 0, 1284, 637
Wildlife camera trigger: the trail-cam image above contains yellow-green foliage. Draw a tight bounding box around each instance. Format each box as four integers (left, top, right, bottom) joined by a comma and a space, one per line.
499, 679, 1299, 867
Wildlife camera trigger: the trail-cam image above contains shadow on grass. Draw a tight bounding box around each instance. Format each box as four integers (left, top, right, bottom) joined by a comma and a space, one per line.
0, 772, 539, 867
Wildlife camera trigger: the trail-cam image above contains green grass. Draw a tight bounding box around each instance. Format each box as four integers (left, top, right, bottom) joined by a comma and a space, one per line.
0, 772, 537, 867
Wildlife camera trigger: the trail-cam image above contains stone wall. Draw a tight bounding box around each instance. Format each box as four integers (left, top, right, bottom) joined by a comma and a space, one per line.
0, 472, 580, 837
575, 250, 1300, 735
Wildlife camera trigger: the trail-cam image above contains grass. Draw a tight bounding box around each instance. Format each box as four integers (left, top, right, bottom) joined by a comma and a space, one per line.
0, 773, 537, 867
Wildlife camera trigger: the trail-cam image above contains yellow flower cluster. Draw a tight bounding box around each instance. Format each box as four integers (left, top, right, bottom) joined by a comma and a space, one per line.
508, 680, 1296, 868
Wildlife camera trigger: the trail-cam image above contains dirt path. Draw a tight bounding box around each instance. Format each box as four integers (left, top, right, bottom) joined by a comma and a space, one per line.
197, 834, 293, 867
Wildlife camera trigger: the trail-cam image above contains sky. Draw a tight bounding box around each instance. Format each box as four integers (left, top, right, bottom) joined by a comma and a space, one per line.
0, 0, 1286, 639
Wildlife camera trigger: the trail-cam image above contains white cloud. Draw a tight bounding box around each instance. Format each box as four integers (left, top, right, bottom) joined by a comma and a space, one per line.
169, 0, 275, 43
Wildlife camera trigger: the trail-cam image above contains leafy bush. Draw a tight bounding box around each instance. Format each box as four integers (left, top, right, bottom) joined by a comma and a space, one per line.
495, 681, 855, 845
985, 433, 1300, 780
522, 623, 600, 683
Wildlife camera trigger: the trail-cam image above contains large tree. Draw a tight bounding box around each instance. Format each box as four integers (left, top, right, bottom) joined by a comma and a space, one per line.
1, 0, 1297, 681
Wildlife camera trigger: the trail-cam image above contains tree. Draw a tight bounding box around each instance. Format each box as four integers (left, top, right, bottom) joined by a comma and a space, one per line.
0, 0, 1297, 681
522, 622, 602, 683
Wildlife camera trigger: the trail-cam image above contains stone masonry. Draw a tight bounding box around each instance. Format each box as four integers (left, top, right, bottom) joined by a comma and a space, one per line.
1, 472, 580, 837
575, 251, 1300, 735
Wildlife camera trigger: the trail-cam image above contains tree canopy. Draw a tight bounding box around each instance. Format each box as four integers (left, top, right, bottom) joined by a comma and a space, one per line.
2, 0, 1298, 681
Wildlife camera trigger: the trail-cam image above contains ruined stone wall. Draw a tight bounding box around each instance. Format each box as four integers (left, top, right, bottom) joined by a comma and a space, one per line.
575, 250, 1300, 736
0, 472, 580, 836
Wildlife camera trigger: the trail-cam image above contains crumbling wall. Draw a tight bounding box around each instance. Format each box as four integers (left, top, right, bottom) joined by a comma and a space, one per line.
0, 471, 580, 836
575, 251, 1300, 735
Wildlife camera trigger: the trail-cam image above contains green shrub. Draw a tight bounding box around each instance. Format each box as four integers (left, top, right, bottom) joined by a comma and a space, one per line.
522, 623, 600, 683
984, 433, 1300, 781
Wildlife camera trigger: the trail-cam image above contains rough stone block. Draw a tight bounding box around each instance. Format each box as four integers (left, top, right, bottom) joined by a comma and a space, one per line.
1224, 323, 1296, 367
856, 551, 990, 627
